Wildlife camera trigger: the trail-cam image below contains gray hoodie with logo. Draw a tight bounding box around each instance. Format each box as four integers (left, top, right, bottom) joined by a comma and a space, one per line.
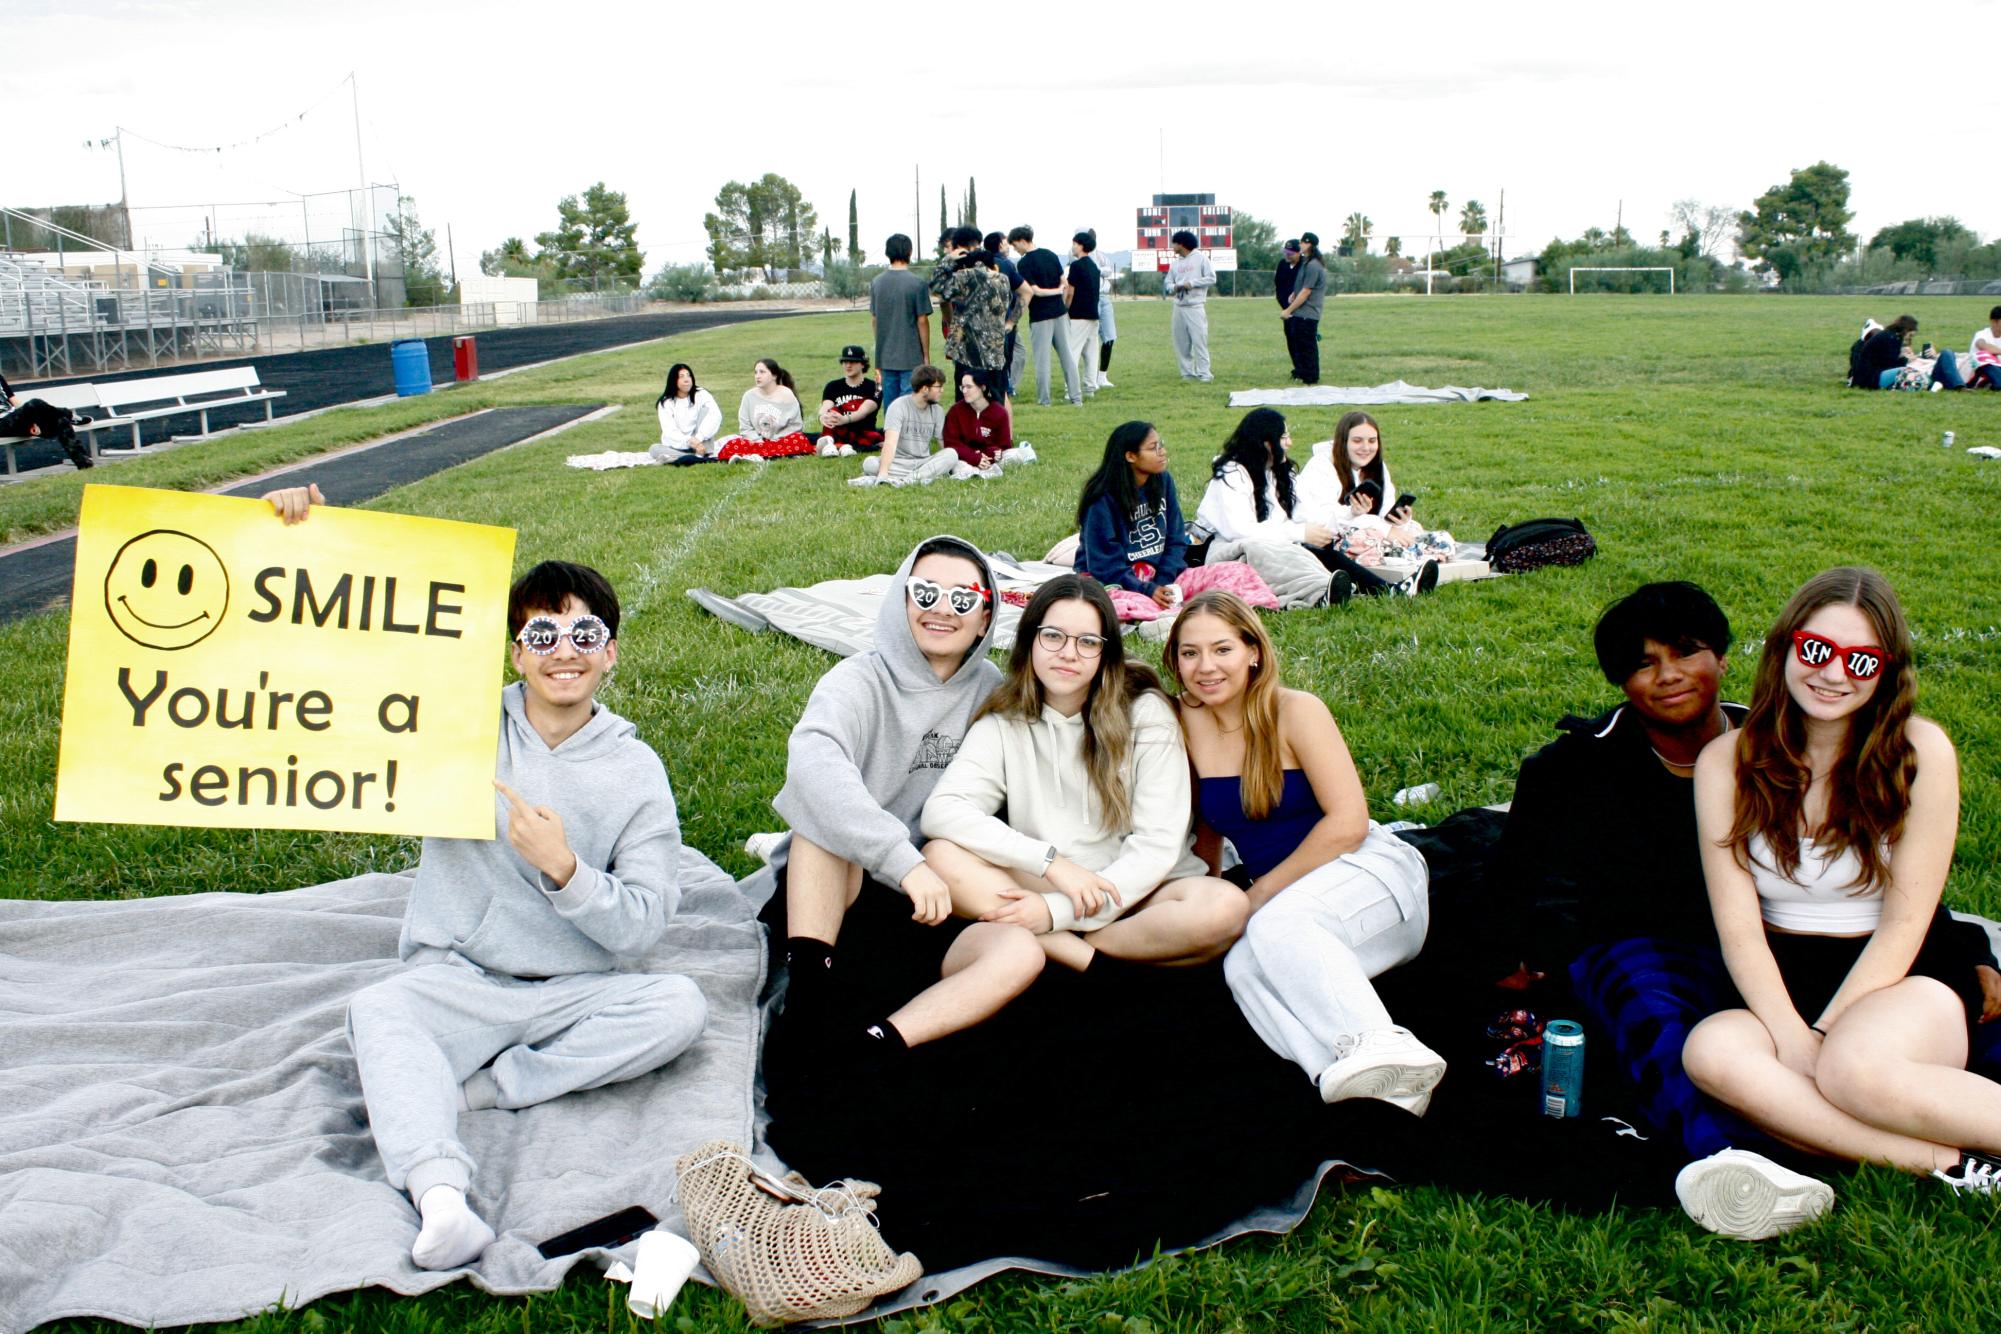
399, 682, 682, 978
766, 536, 1002, 891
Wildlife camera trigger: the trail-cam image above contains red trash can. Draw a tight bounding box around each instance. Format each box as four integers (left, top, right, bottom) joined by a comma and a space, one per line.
453, 335, 479, 382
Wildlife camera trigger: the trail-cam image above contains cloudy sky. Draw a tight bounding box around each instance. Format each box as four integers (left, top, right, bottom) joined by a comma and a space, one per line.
11, 0, 1996, 273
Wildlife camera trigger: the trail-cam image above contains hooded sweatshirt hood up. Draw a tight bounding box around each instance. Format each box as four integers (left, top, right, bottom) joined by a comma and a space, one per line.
769, 535, 1002, 889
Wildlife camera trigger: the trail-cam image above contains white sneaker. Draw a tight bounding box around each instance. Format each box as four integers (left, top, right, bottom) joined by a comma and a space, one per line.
743, 831, 784, 864
951, 461, 979, 481
1097, 376, 1114, 388
815, 439, 838, 457
1011, 442, 1037, 463
974, 464, 1002, 481
1316, 1027, 1447, 1111
837, 443, 857, 457
847, 475, 877, 488
1675, 1149, 1833, 1240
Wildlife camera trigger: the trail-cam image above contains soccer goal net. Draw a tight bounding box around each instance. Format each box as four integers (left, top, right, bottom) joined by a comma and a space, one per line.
1569, 266, 1676, 294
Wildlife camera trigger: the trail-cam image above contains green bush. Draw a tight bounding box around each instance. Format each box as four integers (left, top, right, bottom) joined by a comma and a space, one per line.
648, 263, 714, 303
822, 262, 868, 300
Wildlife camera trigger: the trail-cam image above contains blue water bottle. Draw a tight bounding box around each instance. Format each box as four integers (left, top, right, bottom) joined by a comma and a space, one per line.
1541, 1020, 1585, 1118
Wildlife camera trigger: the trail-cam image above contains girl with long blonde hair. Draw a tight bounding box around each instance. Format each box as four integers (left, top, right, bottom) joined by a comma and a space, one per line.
1165, 590, 1444, 1111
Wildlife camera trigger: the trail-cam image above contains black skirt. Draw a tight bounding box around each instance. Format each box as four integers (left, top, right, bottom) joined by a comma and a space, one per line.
1765, 904, 1988, 1028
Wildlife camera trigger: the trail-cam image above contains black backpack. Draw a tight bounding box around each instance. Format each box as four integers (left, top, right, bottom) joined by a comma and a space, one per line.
1486, 518, 1596, 573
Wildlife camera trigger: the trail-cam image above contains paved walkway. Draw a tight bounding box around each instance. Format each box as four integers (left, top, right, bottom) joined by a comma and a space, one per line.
0, 404, 601, 625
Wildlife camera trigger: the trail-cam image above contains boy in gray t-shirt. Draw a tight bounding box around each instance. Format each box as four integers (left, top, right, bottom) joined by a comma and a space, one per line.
868, 235, 934, 411
852, 366, 955, 486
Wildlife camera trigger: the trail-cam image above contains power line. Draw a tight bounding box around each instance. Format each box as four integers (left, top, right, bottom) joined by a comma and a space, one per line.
85, 76, 354, 156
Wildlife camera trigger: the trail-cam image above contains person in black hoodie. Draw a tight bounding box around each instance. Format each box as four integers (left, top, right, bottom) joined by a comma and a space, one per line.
1852, 314, 1918, 389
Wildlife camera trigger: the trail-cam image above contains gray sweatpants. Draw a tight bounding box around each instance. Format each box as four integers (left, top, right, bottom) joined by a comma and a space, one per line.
1172, 303, 1212, 379
1066, 318, 1101, 398
1222, 824, 1429, 1080
347, 951, 706, 1200
1027, 317, 1077, 406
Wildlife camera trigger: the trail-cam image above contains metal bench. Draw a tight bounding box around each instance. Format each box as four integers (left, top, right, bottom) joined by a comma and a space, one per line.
0, 383, 116, 476
93, 366, 287, 452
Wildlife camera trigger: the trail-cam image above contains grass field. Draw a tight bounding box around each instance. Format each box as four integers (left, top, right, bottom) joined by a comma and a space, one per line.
12, 293, 2001, 1331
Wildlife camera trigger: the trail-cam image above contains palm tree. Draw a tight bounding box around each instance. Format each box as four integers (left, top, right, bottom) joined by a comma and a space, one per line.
1458, 200, 1487, 242
1426, 191, 1448, 290
1343, 212, 1372, 255
1384, 235, 1403, 258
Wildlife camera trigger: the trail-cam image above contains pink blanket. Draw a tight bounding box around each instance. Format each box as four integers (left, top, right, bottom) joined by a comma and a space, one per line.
1107, 561, 1281, 622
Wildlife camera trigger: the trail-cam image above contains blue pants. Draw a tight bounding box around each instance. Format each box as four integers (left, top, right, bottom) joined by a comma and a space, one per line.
879, 369, 912, 413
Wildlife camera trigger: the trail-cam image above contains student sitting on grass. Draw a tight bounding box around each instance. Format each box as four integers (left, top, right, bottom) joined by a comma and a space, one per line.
1296, 411, 1452, 571
650, 363, 724, 465
1195, 407, 1437, 603
1167, 590, 1445, 1113
758, 537, 1043, 1080
1676, 567, 2001, 1240
1969, 306, 2001, 390
852, 365, 957, 487
813, 345, 884, 457
941, 369, 1032, 479
717, 359, 812, 460
920, 575, 1248, 975
1074, 421, 1187, 607
259, 486, 708, 1272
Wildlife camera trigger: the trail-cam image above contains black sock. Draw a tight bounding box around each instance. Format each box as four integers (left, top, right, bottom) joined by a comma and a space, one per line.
856, 1017, 909, 1068
784, 937, 837, 986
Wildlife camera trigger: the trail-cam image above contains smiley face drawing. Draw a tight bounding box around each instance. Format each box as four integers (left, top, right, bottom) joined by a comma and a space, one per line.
103, 529, 230, 650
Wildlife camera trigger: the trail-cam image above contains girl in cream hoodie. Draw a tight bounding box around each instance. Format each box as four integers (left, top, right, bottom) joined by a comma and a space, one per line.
921, 573, 1247, 972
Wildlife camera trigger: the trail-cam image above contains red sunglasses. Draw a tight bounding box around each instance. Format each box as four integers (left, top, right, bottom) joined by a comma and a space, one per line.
1792, 630, 1890, 681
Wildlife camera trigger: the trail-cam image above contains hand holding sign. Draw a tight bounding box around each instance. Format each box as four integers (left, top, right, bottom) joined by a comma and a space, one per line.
495, 780, 577, 886
57, 484, 516, 839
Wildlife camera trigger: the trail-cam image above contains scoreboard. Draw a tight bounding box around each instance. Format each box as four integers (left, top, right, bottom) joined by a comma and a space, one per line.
1134, 193, 1237, 272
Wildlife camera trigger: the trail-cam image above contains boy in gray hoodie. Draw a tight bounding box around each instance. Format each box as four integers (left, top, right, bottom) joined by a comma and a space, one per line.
756, 536, 1040, 1071
336, 550, 706, 1272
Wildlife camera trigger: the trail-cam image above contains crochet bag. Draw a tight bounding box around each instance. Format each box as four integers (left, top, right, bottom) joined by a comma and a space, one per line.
674, 1140, 922, 1327
1485, 518, 1597, 574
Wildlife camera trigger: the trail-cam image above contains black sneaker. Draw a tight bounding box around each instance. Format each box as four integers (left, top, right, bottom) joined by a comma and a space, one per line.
57, 429, 94, 470
1327, 570, 1355, 606
1934, 1149, 2001, 1195
1396, 560, 1440, 597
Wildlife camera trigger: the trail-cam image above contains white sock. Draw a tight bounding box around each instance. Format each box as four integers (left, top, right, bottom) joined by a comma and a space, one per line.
411, 1185, 495, 1270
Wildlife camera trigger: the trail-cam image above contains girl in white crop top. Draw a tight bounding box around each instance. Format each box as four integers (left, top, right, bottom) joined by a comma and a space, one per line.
1677, 568, 2001, 1223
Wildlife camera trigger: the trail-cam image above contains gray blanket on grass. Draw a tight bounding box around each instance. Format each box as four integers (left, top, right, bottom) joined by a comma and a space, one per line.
0, 848, 763, 1334
1229, 380, 1528, 407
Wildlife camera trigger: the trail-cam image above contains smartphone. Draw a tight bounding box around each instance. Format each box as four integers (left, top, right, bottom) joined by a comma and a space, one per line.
1393, 492, 1417, 514
535, 1205, 659, 1259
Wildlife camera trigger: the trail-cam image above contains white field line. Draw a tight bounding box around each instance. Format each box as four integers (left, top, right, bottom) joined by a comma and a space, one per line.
620, 462, 768, 620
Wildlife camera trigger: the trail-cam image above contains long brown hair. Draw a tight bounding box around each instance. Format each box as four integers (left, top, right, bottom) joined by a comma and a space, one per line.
1162, 590, 1287, 819
1725, 567, 1917, 890
976, 575, 1165, 831
1332, 410, 1386, 505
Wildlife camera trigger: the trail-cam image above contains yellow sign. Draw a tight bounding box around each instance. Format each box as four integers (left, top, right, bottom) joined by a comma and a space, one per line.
56, 485, 517, 838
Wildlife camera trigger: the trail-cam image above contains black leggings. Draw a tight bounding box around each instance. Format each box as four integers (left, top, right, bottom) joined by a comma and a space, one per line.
1303, 542, 1395, 595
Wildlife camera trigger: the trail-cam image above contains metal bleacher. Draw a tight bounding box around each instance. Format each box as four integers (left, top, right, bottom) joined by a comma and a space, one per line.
0, 210, 254, 379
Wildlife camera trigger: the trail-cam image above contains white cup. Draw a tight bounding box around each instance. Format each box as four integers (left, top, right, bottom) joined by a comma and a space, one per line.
627, 1228, 702, 1319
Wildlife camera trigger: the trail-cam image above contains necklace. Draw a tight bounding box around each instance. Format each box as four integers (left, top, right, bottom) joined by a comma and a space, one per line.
1651, 714, 1734, 774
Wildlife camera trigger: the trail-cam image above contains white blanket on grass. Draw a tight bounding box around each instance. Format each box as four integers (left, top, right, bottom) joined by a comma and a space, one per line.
688, 554, 1074, 659
0, 847, 764, 1333
1229, 380, 1528, 407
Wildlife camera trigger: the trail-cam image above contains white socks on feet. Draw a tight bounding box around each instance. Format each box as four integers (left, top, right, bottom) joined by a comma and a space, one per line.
412, 1185, 495, 1270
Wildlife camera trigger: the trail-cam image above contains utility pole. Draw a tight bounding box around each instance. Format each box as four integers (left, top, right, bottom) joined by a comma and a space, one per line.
913, 165, 920, 250
351, 72, 375, 292
1494, 188, 1504, 288
111, 127, 131, 248
446, 222, 457, 291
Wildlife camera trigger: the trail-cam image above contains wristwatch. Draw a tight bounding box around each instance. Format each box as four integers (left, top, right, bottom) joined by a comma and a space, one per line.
1039, 844, 1058, 876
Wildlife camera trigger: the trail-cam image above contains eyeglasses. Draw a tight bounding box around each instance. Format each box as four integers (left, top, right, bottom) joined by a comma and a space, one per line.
1034, 626, 1107, 658
516, 614, 612, 655
1134, 440, 1166, 455
907, 578, 991, 617
1791, 630, 1889, 681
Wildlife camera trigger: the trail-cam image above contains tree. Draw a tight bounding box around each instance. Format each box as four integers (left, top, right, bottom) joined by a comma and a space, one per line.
1384, 235, 1403, 258
384, 195, 445, 306
1668, 199, 1736, 259
210, 232, 305, 273
1427, 190, 1449, 259
1868, 216, 1973, 268
1343, 212, 1372, 255
819, 227, 844, 271
964, 177, 978, 231
535, 182, 644, 289
703, 174, 818, 279
1232, 211, 1281, 271
937, 185, 946, 255
478, 237, 533, 276
1458, 200, 1487, 240
1736, 161, 1856, 284
847, 189, 864, 266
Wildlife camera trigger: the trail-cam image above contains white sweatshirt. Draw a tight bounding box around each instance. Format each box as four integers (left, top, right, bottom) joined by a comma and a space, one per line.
920, 690, 1206, 932
1195, 463, 1304, 545
653, 389, 723, 461
1294, 439, 1396, 531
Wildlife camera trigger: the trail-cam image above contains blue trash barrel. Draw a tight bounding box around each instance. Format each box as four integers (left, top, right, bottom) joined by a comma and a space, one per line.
390, 339, 432, 397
